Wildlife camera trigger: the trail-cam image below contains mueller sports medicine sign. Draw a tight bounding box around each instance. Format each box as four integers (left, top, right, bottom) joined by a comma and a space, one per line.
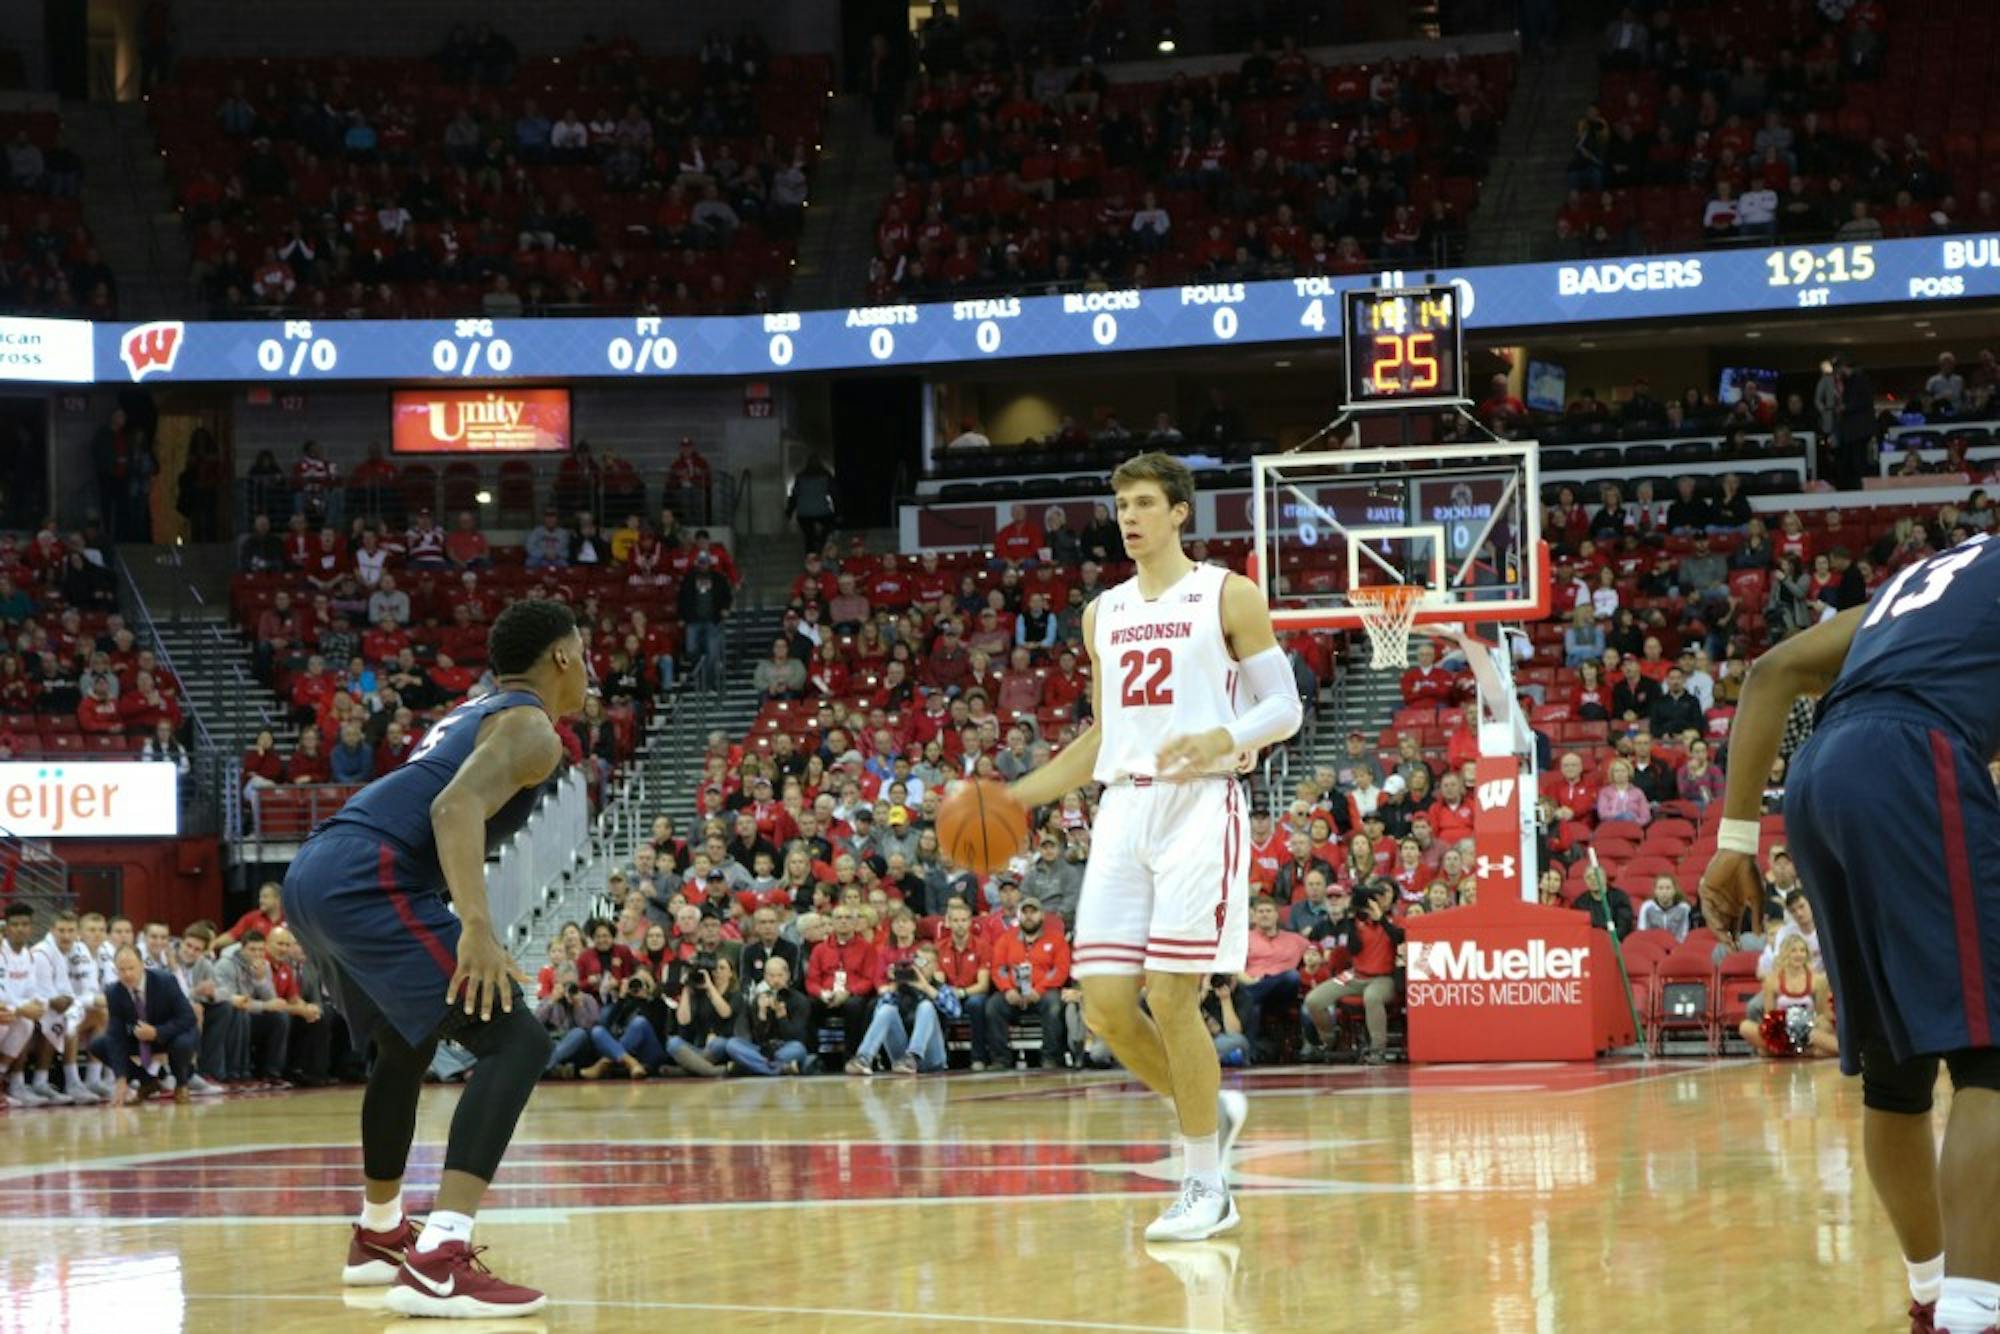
390, 387, 572, 454
1406, 938, 1591, 1009
0, 762, 180, 838
1402, 900, 1632, 1062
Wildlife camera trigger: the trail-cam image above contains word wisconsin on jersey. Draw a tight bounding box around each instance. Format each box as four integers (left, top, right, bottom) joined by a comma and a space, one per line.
1106, 619, 1195, 646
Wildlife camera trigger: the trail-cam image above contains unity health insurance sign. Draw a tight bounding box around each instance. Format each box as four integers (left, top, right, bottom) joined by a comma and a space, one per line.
0, 762, 179, 838
77, 232, 2000, 385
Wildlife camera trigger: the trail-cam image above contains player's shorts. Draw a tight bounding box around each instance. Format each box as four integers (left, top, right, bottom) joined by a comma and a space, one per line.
0, 1016, 31, 1059
282, 830, 462, 1048
1073, 776, 1250, 977
1784, 707, 2000, 1075
37, 1006, 69, 1048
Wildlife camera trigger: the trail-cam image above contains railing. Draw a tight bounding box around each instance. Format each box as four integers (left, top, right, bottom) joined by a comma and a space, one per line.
487, 766, 591, 949
115, 549, 227, 837
0, 822, 70, 924
240, 468, 746, 536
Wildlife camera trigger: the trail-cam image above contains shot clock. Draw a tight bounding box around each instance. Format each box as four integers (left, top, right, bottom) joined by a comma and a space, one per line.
1342, 285, 1467, 410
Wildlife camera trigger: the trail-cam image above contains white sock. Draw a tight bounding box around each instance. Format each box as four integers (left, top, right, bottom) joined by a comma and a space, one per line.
29, 1069, 49, 1089
413, 1210, 474, 1254
1182, 1132, 1222, 1189
359, 1193, 403, 1232
1908, 1253, 1945, 1305
7, 1072, 25, 1094
1937, 1277, 2000, 1333
62, 1061, 81, 1088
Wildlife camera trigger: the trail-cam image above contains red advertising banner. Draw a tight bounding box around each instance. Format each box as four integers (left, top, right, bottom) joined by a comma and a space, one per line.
1403, 898, 1635, 1062
391, 387, 572, 454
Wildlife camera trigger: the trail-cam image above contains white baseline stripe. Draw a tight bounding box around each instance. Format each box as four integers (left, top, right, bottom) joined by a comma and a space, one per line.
178, 1291, 1195, 1332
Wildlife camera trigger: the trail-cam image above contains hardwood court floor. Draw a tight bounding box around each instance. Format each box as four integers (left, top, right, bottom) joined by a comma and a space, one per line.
0, 1059, 1935, 1333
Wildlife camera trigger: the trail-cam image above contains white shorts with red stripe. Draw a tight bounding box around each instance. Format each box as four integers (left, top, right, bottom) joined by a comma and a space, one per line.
1072, 777, 1250, 977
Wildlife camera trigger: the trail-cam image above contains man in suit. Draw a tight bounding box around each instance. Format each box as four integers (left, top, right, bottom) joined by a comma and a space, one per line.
91, 945, 198, 1105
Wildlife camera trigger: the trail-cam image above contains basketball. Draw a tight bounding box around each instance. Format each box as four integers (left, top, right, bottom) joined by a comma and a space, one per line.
935, 780, 1027, 874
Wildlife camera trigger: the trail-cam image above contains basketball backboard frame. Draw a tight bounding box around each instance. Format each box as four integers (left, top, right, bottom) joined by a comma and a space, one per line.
1247, 440, 1548, 634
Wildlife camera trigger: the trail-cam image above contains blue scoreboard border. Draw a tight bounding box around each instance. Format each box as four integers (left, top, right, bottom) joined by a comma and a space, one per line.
75, 232, 2000, 386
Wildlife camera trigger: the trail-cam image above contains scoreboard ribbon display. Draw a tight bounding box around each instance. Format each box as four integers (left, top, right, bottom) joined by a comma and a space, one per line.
30, 231, 2000, 386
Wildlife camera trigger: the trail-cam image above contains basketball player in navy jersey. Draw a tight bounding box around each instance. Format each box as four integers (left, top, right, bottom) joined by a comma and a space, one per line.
1701, 534, 2000, 1334
283, 599, 585, 1319
1008, 452, 1301, 1242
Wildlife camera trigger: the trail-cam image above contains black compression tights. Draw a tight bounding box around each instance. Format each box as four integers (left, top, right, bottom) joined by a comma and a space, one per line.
361, 1003, 551, 1184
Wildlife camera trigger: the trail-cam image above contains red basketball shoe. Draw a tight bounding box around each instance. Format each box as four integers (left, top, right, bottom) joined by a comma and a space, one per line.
342, 1218, 419, 1285
1911, 1299, 1934, 1333
383, 1241, 547, 1318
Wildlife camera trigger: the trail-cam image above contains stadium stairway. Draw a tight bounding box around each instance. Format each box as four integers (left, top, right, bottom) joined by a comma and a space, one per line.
117, 544, 286, 756
789, 94, 888, 311
1464, 31, 1602, 265
1301, 664, 1406, 785
66, 100, 191, 320
634, 605, 791, 829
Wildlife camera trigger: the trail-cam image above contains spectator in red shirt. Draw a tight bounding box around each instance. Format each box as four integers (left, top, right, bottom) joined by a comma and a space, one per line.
1429, 772, 1476, 846
1400, 640, 1458, 708
1304, 879, 1402, 1061
933, 900, 999, 1067
806, 903, 878, 1060
212, 881, 287, 955
792, 552, 837, 605
574, 918, 639, 1002
984, 896, 1074, 1068
241, 729, 286, 786
1476, 373, 1527, 428
1540, 751, 1598, 827
76, 676, 121, 733
667, 436, 712, 522
445, 510, 489, 570
992, 504, 1045, 566
285, 728, 331, 784
924, 620, 974, 694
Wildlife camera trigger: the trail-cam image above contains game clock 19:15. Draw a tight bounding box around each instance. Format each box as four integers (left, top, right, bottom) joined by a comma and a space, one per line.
1765, 244, 1875, 307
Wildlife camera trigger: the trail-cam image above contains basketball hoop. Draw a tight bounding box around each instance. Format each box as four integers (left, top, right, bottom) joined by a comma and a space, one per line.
1351, 585, 1434, 669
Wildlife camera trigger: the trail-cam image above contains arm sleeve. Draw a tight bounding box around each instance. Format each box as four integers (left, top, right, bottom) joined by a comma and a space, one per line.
1224, 646, 1304, 753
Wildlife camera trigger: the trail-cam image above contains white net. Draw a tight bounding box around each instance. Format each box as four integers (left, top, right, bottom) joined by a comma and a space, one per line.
1352, 586, 1433, 669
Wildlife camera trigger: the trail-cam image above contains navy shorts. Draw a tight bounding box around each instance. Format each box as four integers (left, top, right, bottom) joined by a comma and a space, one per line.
282, 831, 461, 1048
1785, 710, 2000, 1075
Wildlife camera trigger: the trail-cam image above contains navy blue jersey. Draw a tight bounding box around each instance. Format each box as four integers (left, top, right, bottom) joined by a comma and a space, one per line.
312, 689, 547, 887
1817, 534, 2000, 755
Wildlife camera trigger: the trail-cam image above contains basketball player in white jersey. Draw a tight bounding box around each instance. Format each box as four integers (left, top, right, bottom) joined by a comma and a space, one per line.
1008, 452, 1301, 1241
0, 902, 54, 1105
32, 911, 107, 1102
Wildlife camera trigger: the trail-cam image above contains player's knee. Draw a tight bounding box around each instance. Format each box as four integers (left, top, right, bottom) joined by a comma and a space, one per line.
1943, 1046, 2000, 1095
1862, 1039, 1939, 1115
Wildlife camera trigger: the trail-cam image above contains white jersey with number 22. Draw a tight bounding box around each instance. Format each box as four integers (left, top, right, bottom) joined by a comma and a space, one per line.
1091, 561, 1251, 784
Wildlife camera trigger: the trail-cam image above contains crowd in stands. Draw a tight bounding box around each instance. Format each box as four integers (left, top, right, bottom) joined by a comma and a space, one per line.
865, 19, 1512, 303
1561, 0, 2000, 257
0, 108, 103, 318
234, 436, 735, 824
150, 25, 827, 319
0, 516, 198, 763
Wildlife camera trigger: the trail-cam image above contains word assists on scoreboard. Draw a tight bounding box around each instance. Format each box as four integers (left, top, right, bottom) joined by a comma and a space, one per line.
1342, 285, 1465, 409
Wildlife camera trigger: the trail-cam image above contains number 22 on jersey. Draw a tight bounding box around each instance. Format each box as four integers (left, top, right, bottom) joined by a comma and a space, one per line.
1119, 647, 1174, 707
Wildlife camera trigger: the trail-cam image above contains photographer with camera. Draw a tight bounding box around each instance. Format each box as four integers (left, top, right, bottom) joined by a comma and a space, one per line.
1302, 878, 1404, 1064
846, 938, 957, 1075
662, 953, 736, 1078
579, 968, 666, 1080
723, 955, 811, 1076
536, 962, 602, 1077
1200, 974, 1250, 1067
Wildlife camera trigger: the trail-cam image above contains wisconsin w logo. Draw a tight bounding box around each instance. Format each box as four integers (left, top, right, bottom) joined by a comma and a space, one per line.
1476, 778, 1516, 812
120, 321, 185, 381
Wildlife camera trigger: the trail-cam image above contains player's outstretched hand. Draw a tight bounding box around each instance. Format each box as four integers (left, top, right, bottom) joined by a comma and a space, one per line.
1697, 849, 1764, 949
448, 928, 529, 1022
1155, 726, 1234, 778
